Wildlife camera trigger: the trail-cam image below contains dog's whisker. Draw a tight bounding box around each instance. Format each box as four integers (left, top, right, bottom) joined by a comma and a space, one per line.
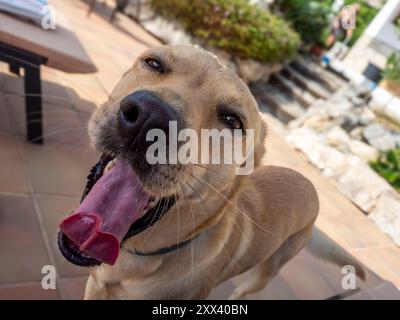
184, 177, 247, 263
175, 181, 182, 262
41, 130, 88, 153
192, 164, 225, 178
178, 179, 188, 198
188, 172, 275, 237
185, 181, 210, 212
18, 126, 86, 145
190, 201, 196, 283
1, 89, 78, 105
142, 176, 165, 243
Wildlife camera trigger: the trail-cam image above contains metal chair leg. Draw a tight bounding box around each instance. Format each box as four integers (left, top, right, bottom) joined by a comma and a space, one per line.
24, 65, 43, 144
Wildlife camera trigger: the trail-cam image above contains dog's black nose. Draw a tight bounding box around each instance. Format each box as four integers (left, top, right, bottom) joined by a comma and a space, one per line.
119, 94, 140, 126
118, 90, 179, 150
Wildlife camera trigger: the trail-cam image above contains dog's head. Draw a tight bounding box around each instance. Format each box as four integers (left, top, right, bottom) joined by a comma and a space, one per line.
58, 45, 266, 267
89, 44, 266, 193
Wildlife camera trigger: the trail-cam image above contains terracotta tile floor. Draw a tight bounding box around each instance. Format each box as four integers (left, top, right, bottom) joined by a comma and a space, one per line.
0, 0, 399, 299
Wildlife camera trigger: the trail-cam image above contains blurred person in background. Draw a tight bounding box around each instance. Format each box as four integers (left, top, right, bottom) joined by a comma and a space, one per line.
326, 3, 361, 47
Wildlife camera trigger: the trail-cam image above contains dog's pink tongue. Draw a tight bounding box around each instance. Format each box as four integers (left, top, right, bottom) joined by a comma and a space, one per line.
59, 160, 150, 265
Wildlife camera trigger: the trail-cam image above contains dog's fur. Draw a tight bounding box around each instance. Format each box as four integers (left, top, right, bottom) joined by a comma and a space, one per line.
84, 45, 365, 299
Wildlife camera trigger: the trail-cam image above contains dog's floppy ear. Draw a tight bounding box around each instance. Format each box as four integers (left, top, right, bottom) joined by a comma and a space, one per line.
254, 120, 267, 168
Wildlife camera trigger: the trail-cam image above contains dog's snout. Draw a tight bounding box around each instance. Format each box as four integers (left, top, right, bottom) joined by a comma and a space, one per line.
119, 95, 140, 126
119, 90, 153, 131
117, 90, 180, 152
118, 90, 177, 135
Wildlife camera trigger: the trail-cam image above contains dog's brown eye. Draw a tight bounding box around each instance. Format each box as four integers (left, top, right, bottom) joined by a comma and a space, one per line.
145, 58, 163, 73
220, 114, 243, 130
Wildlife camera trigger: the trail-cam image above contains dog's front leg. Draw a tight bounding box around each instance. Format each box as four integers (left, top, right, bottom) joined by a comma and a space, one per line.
84, 275, 108, 300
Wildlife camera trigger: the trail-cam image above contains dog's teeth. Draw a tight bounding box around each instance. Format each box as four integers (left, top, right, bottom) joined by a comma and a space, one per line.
80, 251, 92, 259
104, 158, 117, 175
147, 197, 160, 209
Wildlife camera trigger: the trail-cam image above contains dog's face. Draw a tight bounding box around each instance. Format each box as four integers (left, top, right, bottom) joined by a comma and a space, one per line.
89, 45, 266, 197
58, 45, 266, 267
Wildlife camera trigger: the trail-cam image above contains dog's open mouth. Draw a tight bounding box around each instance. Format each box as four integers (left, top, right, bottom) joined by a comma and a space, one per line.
57, 154, 175, 267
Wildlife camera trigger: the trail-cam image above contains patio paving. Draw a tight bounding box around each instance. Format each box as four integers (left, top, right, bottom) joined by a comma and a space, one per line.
0, 0, 399, 299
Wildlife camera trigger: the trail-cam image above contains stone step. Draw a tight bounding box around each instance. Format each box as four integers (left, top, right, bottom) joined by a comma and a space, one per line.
271, 73, 317, 108
282, 65, 331, 100
256, 83, 306, 123
292, 56, 347, 92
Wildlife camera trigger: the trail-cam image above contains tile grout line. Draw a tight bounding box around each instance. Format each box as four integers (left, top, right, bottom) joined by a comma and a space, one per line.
308, 262, 344, 297
350, 249, 400, 287
0, 275, 88, 289
275, 273, 300, 300
349, 244, 398, 253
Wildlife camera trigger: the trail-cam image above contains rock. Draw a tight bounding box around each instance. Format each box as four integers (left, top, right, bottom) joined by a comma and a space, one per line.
288, 101, 343, 132
363, 123, 387, 140
341, 113, 359, 131
334, 164, 393, 212
359, 107, 376, 126
362, 124, 400, 151
325, 126, 350, 147
286, 127, 323, 152
323, 126, 378, 161
286, 128, 392, 212
299, 114, 332, 132
369, 191, 400, 246
317, 146, 350, 179
350, 126, 364, 140
348, 140, 379, 162
326, 102, 353, 119
348, 95, 366, 108
286, 127, 348, 179
368, 135, 399, 151
235, 58, 281, 83
345, 81, 372, 99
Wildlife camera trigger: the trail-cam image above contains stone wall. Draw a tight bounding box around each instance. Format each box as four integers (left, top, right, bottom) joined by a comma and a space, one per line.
284, 83, 400, 245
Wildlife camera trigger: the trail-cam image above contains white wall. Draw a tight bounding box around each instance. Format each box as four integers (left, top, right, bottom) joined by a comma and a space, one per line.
366, 0, 400, 52
343, 0, 400, 74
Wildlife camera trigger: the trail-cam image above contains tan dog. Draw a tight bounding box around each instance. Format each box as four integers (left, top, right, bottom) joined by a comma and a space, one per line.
58, 45, 365, 299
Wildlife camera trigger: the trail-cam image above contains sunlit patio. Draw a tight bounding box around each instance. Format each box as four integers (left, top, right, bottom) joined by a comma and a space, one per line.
0, 0, 399, 300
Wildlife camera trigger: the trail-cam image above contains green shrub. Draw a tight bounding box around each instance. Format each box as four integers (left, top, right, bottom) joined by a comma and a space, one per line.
273, 0, 333, 46
382, 54, 400, 84
370, 148, 400, 192
149, 0, 300, 64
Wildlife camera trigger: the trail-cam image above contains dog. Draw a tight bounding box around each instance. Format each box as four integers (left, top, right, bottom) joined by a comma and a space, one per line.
57, 44, 365, 299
